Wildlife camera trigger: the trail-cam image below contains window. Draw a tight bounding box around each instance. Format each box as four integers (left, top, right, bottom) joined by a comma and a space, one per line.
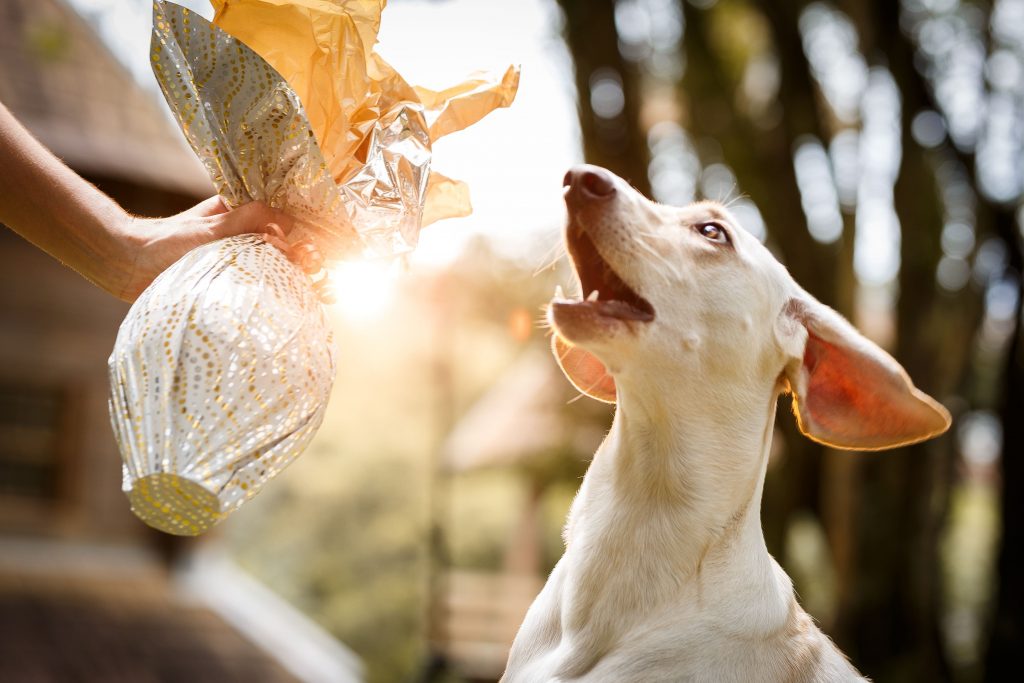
0, 383, 65, 502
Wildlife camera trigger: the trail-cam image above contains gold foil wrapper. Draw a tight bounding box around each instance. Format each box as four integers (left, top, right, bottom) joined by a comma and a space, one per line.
152, 0, 520, 257
209, 0, 520, 231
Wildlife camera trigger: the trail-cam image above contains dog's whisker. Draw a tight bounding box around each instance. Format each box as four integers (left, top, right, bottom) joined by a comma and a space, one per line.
715, 179, 738, 206
532, 241, 569, 277
723, 190, 749, 210
632, 235, 681, 281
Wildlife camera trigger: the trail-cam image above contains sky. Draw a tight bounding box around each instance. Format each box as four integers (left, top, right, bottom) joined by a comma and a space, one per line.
66, 0, 583, 269
62, 0, 951, 292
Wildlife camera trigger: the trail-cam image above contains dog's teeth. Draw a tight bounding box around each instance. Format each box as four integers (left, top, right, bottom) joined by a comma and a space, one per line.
555, 285, 565, 300
587, 290, 600, 302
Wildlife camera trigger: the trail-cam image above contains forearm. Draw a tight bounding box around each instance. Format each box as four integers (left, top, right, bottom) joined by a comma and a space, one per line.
0, 101, 132, 292
0, 101, 300, 302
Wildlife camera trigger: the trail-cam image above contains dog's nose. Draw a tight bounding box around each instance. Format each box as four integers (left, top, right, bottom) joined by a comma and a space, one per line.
564, 165, 617, 199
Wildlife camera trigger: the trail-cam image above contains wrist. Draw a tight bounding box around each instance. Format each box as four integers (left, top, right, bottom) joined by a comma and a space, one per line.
92, 208, 143, 299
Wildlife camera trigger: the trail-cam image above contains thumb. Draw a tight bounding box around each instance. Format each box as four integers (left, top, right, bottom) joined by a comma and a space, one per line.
209, 201, 295, 239
182, 195, 228, 218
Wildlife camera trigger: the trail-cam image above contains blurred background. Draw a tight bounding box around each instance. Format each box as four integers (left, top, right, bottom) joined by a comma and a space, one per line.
0, 0, 1021, 681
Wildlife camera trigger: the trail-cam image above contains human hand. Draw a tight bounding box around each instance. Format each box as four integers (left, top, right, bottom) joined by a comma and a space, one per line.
0, 102, 320, 302
260, 225, 336, 304
112, 197, 295, 302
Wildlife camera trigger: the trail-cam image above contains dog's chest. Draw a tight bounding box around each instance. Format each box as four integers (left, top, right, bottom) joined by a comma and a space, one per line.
506, 562, 743, 682
507, 607, 820, 683
504, 556, 864, 683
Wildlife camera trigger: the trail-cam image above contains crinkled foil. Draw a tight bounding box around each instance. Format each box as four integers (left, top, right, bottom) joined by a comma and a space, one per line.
153, 0, 519, 258
112, 1, 517, 534
209, 0, 520, 233
110, 235, 335, 535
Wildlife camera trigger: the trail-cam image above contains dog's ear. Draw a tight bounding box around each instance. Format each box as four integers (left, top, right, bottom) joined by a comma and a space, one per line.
777, 296, 950, 450
551, 334, 616, 403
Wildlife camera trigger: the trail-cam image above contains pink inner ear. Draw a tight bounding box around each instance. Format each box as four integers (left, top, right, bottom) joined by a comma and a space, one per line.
798, 332, 950, 450
552, 336, 616, 403
802, 337, 865, 435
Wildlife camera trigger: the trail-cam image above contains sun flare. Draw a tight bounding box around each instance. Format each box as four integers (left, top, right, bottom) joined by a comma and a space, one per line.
327, 260, 400, 323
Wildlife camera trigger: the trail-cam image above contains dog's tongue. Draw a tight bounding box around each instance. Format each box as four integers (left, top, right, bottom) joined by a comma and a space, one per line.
590, 299, 655, 321
570, 229, 655, 321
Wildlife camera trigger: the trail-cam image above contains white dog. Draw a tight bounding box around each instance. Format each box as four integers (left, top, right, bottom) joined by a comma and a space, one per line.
501, 165, 950, 682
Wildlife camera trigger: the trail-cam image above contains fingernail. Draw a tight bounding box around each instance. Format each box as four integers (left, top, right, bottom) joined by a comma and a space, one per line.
264, 222, 285, 239
302, 250, 324, 275
290, 241, 323, 275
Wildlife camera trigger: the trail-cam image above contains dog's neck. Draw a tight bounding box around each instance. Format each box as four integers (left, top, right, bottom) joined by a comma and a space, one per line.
556, 370, 794, 676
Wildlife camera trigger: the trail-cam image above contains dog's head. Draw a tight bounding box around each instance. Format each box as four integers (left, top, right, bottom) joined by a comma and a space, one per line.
549, 165, 950, 450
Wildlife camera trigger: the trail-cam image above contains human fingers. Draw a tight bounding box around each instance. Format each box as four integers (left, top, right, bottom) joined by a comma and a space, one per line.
288, 240, 325, 275
259, 227, 291, 254
258, 225, 325, 276
259, 234, 331, 302
209, 201, 295, 239
183, 195, 228, 218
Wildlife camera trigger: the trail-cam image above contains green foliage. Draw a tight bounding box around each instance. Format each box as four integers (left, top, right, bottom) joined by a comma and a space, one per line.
227, 451, 428, 683
942, 481, 999, 676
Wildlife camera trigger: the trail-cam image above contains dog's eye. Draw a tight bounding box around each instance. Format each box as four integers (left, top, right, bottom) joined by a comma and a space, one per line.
695, 222, 729, 244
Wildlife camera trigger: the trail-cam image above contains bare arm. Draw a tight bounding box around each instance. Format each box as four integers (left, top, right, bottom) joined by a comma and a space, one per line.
0, 100, 293, 302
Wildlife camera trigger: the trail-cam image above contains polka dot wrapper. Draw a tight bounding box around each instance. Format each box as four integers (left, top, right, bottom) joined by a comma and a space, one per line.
109, 236, 335, 535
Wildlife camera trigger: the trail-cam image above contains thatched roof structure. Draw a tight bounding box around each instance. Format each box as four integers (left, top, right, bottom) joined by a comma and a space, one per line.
442, 348, 607, 472
0, 0, 210, 197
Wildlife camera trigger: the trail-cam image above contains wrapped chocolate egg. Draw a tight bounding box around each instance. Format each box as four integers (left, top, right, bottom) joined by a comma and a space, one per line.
108, 235, 335, 535
108, 1, 517, 534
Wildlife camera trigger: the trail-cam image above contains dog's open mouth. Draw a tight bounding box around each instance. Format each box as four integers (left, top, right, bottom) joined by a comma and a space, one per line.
557, 225, 655, 322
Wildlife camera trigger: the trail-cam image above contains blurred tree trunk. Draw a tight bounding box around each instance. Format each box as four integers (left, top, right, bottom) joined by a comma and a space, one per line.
840, 132, 953, 681
970, 9, 1024, 683
986, 270, 1024, 680
554, 0, 650, 195
686, 0, 846, 305
844, 0, 1024, 675
744, 0, 858, 592
682, 0, 859, 610
975, 106, 1024, 683
831, 0, 995, 678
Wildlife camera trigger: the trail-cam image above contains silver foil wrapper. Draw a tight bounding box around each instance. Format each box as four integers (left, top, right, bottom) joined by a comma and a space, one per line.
110, 235, 335, 535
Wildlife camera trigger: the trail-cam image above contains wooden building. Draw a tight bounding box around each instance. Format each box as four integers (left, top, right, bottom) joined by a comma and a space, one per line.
0, 1, 361, 680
